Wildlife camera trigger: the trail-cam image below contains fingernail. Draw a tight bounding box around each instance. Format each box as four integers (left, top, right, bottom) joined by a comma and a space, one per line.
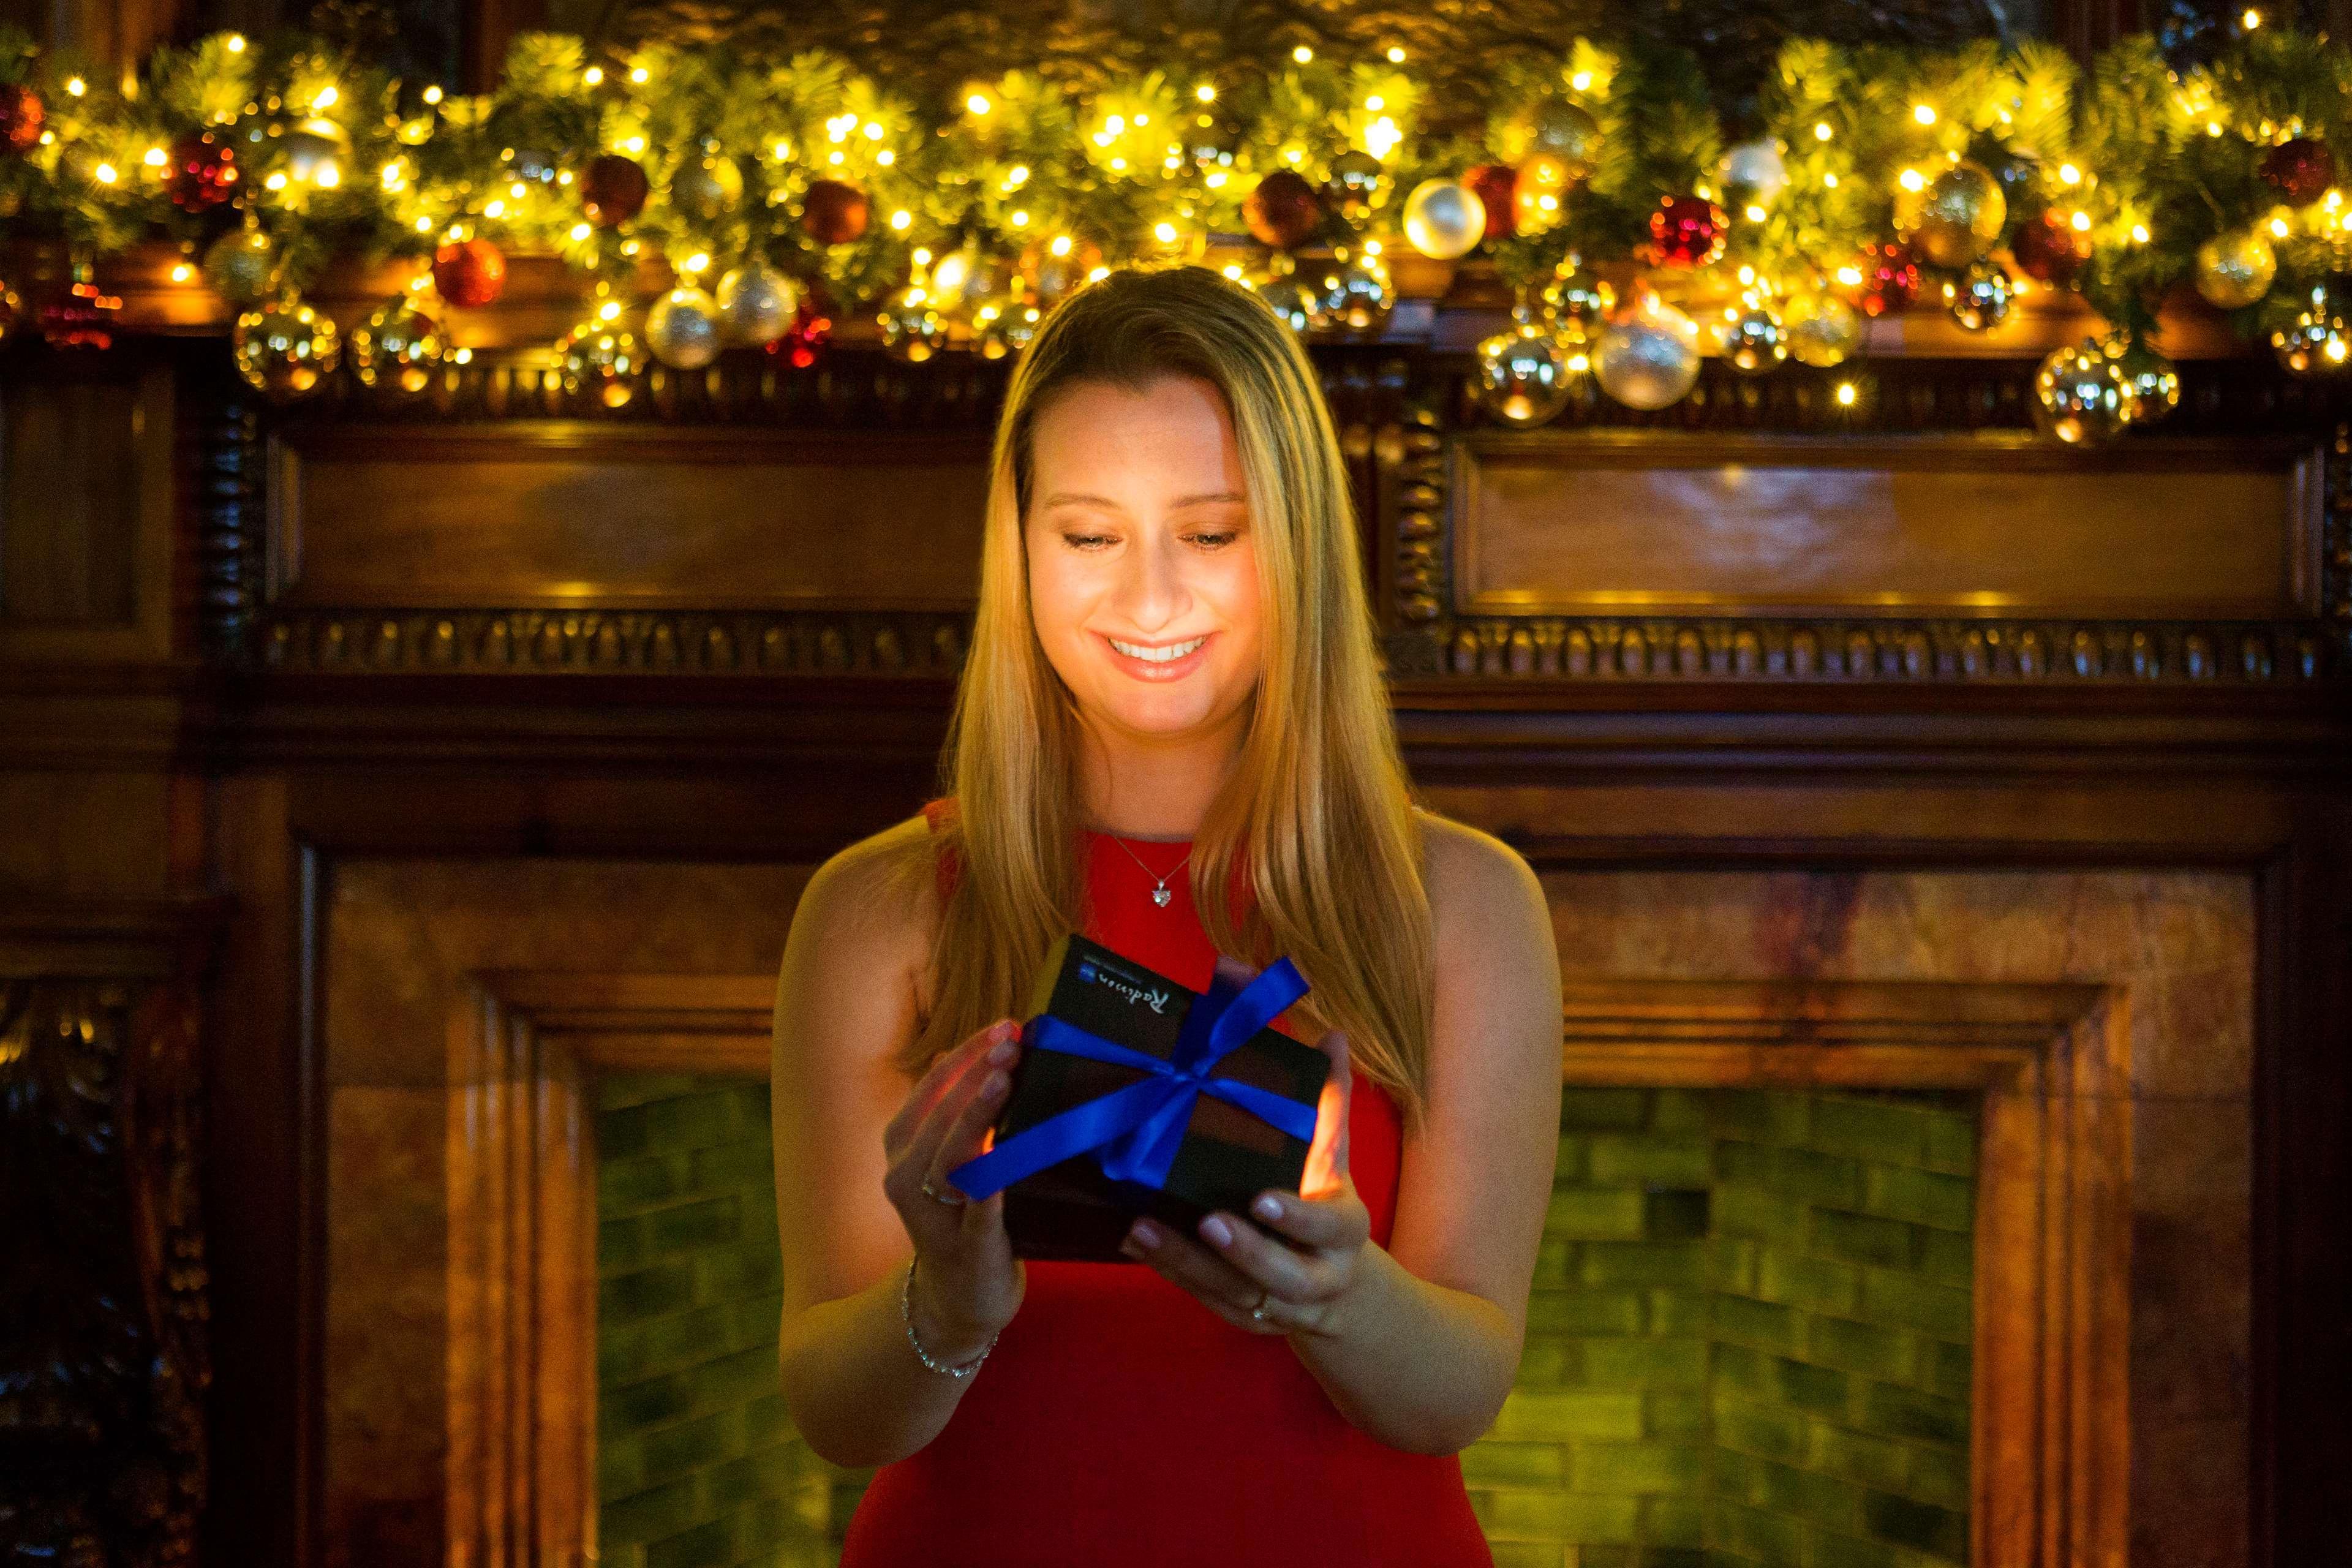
988, 1038, 1016, 1064
1200, 1215, 1233, 1247
1253, 1193, 1283, 1221
1131, 1219, 1161, 1249
981, 1071, 1008, 1098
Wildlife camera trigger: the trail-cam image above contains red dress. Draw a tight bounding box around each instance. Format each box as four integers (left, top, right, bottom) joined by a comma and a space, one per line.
836, 797, 1493, 1567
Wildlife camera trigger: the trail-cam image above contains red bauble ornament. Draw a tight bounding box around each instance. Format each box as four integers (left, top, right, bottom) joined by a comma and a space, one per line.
767, 283, 835, 369
802, 179, 870, 246
1847, 239, 1921, 317
581, 152, 649, 228
2009, 209, 2092, 286
164, 130, 239, 214
0, 83, 42, 156
1243, 169, 1324, 250
2260, 137, 2337, 207
431, 237, 507, 309
1463, 164, 1519, 242
1648, 194, 1726, 267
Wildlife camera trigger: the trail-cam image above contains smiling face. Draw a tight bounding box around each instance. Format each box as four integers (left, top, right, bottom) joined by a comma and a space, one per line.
1022, 373, 1265, 753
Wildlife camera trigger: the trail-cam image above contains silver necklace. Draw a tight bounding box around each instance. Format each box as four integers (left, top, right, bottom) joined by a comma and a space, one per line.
1104, 832, 1193, 907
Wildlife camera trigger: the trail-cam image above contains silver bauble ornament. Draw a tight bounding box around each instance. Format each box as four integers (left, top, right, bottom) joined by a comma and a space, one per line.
233, 292, 342, 400
876, 284, 948, 361
646, 284, 723, 368
1247, 266, 1324, 335
974, 302, 1041, 360
1540, 260, 1616, 335
203, 224, 277, 307
1718, 139, 1790, 211
2267, 281, 2351, 375
715, 258, 801, 347
277, 116, 349, 187
1943, 260, 2015, 331
2102, 335, 2180, 422
348, 296, 443, 394
2032, 340, 2138, 444
1784, 289, 1863, 368
560, 321, 643, 409
1401, 178, 1486, 260
671, 149, 744, 222
1594, 293, 1702, 410
1328, 149, 1385, 220
1310, 252, 1393, 335
2194, 228, 2276, 310
1716, 300, 1787, 374
1475, 323, 1581, 427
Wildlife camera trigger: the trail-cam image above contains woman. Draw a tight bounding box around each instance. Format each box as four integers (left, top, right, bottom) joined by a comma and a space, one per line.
769, 263, 1562, 1564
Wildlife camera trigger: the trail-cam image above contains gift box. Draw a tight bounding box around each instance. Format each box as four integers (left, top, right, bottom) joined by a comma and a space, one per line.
944, 931, 1332, 1263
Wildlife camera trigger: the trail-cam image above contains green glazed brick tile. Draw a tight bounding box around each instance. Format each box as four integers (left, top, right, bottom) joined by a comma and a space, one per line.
1482, 1488, 1580, 1538
641, 1305, 733, 1371
1645, 1387, 1711, 1438
1859, 1166, 1975, 1234
1768, 1354, 1855, 1417
1711, 1394, 1808, 1464
1554, 1135, 1592, 1183
641, 1409, 743, 1487
1559, 1088, 1653, 1130
602, 1544, 649, 1568
1753, 1246, 1861, 1315
1808, 1098, 1928, 1166
1483, 1542, 1569, 1568
643, 1091, 747, 1155
1711, 1293, 1801, 1355
1805, 1316, 1919, 1384
1716, 1143, 1863, 1209
1708, 1234, 1760, 1294
1489, 1388, 1646, 1441
1860, 1270, 1971, 1343
1705, 1498, 1806, 1566
598, 1431, 646, 1499
1747, 1455, 1865, 1532
1580, 1336, 1709, 1389
1570, 1440, 1709, 1494
1649, 1287, 1714, 1336
599, 1103, 654, 1161
696, 1249, 784, 1302
1920, 1340, 1972, 1402
649, 1196, 744, 1255
601, 1370, 697, 1436
1807, 1531, 1909, 1568
601, 1323, 655, 1387
1710, 1341, 1770, 1398
602, 1153, 688, 1213
1651, 1089, 1711, 1134
1590, 1134, 1714, 1188
1579, 1241, 1710, 1289
703, 1452, 791, 1509
688, 1139, 774, 1193
1578, 1548, 1636, 1568
1806, 1422, 1912, 1493
1536, 1288, 1646, 1336
643, 1516, 734, 1568
740, 1392, 792, 1447
1860, 1383, 1967, 1446
1537, 1235, 1578, 1284
1645, 1188, 1713, 1241
603, 1477, 701, 1547
1809, 1208, 1918, 1270
1459, 1439, 1570, 1485
1915, 1227, 1973, 1287
602, 1263, 699, 1327
1713, 1185, 1811, 1243
1643, 1495, 1709, 1547
600, 1214, 654, 1273
1710, 1090, 1811, 1148
1529, 1290, 1611, 1335
1904, 1444, 1970, 1512
727, 1292, 786, 1355
598, 1073, 707, 1112
1922, 1110, 1977, 1175
1860, 1491, 1966, 1560
1642, 1551, 1709, 1568
1557, 1494, 1643, 1544
1548, 1187, 1648, 1239
1517, 1336, 1577, 1385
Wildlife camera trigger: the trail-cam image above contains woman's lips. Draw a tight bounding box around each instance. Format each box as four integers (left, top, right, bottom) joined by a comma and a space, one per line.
1100, 630, 1212, 680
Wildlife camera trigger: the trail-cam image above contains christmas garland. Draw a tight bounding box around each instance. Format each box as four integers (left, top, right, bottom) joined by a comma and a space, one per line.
1, 20, 2348, 437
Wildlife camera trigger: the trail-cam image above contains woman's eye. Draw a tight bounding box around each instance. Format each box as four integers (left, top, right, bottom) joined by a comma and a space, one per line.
1192, 532, 1238, 548
1063, 533, 1112, 549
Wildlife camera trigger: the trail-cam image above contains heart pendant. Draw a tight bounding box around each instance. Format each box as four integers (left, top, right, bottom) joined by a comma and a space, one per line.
1152, 886, 1172, 907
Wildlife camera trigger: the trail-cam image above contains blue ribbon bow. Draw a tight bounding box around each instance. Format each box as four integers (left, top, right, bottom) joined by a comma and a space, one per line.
946, 954, 1318, 1202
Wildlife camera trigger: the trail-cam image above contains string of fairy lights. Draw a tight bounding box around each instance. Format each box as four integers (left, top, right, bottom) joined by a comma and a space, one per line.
1, 16, 2349, 440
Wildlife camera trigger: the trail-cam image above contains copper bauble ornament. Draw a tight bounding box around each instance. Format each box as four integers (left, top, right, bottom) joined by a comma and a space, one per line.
1715, 300, 1787, 374
802, 178, 870, 246
671, 149, 743, 221
1904, 160, 2006, 268
1243, 169, 1324, 250
203, 224, 277, 307
431, 236, 506, 309
876, 284, 947, 362
1521, 99, 1600, 181
1943, 260, 2015, 331
2260, 138, 2337, 208
1475, 322, 1581, 427
646, 284, 723, 368
2032, 340, 2137, 443
1785, 288, 1863, 368
0, 83, 43, 155
2102, 334, 2179, 422
233, 293, 342, 399
1594, 293, 1702, 410
165, 129, 239, 213
1401, 179, 1485, 260
2195, 227, 2277, 310
1309, 252, 1393, 335
1327, 149, 1384, 220
559, 321, 643, 408
715, 257, 801, 347
1648, 194, 1727, 268
581, 153, 649, 228
1463, 164, 1518, 242
2011, 209, 2091, 285
349, 296, 443, 394
2267, 280, 2351, 375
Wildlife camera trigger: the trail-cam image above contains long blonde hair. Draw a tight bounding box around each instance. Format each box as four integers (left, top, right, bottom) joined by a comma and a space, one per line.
891, 262, 1438, 1137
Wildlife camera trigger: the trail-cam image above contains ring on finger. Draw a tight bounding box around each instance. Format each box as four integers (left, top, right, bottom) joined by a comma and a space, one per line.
921, 1177, 969, 1208
1248, 1286, 1273, 1327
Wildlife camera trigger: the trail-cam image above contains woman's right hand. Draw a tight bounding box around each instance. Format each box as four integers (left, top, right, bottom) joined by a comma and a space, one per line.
882, 1015, 1028, 1356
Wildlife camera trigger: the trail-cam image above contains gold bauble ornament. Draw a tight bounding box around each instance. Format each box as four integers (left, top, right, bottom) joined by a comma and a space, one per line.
1901, 160, 2007, 268
202, 224, 277, 307
876, 284, 948, 361
2032, 340, 2138, 444
2194, 228, 2277, 310
1784, 289, 1863, 368
1511, 151, 1574, 235
233, 293, 342, 400
2102, 334, 2179, 422
1401, 178, 1486, 260
1520, 99, 1600, 182
2267, 281, 2351, 375
671, 149, 744, 222
1943, 260, 2015, 332
1475, 322, 1581, 427
559, 321, 643, 409
646, 284, 723, 368
1328, 149, 1385, 221
1594, 292, 1702, 410
1540, 260, 1616, 336
277, 116, 349, 187
348, 296, 443, 394
715, 257, 801, 347
1308, 252, 1393, 335
973, 301, 1041, 360
1714, 299, 1787, 374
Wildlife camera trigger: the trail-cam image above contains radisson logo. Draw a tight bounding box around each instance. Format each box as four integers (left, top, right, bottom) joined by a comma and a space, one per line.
1077, 958, 1170, 1014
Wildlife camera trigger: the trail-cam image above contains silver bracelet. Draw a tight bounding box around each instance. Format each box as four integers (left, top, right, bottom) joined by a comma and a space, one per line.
900, 1254, 999, 1378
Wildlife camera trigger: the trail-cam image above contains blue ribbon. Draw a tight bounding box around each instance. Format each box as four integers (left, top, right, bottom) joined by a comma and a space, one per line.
946, 954, 1317, 1202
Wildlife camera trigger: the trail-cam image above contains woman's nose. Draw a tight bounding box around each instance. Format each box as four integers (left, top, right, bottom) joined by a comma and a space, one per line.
1111, 533, 1185, 623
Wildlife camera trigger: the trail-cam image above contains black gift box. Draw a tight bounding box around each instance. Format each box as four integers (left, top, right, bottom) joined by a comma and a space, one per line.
987, 932, 1331, 1264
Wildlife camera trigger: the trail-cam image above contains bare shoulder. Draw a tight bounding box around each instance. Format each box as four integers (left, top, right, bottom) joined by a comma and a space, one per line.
775, 812, 940, 1033
1412, 806, 1549, 954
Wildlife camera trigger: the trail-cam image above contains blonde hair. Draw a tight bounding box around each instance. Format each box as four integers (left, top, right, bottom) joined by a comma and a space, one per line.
891, 262, 1438, 1137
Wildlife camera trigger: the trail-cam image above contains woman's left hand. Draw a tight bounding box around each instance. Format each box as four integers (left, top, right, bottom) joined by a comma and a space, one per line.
1118, 956, 1370, 1337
